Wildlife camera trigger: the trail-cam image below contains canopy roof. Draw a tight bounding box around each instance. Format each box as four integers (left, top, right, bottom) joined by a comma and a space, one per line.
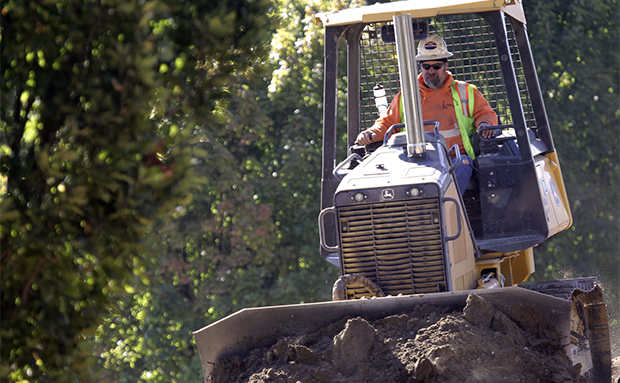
315, 0, 526, 26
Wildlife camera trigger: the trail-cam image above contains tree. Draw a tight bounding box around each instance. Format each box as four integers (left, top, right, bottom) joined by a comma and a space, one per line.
89, 3, 618, 382
92, 72, 287, 382
5, 0, 616, 381
1, 0, 272, 381
90, 0, 356, 380
524, 0, 620, 339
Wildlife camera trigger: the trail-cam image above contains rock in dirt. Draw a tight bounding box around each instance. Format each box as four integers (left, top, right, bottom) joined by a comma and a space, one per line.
208, 293, 582, 383
463, 293, 525, 346
333, 318, 377, 376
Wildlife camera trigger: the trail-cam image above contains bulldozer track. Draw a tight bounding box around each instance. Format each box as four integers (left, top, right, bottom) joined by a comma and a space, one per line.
523, 277, 612, 383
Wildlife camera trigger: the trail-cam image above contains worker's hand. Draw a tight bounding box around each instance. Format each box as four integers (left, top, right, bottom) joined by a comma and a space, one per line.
478, 122, 495, 139
356, 131, 376, 146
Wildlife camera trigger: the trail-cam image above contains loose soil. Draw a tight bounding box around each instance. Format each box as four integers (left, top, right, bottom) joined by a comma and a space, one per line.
209, 293, 596, 383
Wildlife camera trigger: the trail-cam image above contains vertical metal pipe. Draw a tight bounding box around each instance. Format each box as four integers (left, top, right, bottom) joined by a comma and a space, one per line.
393, 14, 425, 157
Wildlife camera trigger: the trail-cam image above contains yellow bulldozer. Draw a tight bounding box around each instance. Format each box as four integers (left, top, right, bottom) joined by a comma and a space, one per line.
194, 1, 612, 381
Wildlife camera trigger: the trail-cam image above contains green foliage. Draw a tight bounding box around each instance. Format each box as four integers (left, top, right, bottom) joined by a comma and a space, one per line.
524, 0, 620, 338
1, 0, 272, 381
2, 0, 617, 381
90, 1, 352, 380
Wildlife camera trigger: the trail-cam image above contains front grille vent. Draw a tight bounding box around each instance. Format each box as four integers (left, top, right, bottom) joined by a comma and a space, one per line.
338, 198, 446, 299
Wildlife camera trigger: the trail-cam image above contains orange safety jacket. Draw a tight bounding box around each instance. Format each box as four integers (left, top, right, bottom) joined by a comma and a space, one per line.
365, 72, 498, 157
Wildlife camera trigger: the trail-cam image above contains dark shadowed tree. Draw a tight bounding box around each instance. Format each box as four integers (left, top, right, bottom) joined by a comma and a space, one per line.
89, 0, 352, 380
3, 0, 616, 381
524, 0, 619, 340
1, 0, 272, 381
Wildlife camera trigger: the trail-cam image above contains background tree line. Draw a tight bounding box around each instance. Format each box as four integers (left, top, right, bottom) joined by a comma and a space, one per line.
1, 0, 617, 381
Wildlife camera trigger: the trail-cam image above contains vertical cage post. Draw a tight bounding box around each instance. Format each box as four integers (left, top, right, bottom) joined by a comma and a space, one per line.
393, 14, 425, 157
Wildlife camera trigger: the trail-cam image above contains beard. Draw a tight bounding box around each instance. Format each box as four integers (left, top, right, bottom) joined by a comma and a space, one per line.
423, 73, 444, 90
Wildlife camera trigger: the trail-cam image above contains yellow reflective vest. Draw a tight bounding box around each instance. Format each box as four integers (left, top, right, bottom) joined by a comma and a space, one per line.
399, 81, 477, 158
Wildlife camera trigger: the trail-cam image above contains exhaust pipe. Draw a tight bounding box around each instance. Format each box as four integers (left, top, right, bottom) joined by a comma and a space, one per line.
393, 14, 425, 158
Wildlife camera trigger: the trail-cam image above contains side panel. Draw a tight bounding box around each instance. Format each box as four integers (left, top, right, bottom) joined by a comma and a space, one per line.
534, 154, 571, 236
494, 248, 535, 286
443, 178, 477, 291
506, 247, 535, 285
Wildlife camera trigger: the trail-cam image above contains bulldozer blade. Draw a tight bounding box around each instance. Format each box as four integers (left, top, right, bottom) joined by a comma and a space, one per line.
194, 287, 574, 381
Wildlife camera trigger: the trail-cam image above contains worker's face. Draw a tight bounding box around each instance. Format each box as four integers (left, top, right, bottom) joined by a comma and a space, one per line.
420, 61, 447, 90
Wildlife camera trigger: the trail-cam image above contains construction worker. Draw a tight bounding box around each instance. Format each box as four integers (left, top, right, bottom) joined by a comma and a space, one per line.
356, 34, 498, 194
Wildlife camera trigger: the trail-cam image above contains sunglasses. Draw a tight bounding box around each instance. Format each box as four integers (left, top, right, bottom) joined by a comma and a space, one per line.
420, 62, 445, 70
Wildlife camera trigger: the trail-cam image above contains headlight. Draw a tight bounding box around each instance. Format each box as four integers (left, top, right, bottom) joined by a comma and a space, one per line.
409, 187, 420, 197
353, 192, 365, 202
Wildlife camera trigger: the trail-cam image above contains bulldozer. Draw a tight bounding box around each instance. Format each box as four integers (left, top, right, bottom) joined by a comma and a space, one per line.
194, 0, 612, 381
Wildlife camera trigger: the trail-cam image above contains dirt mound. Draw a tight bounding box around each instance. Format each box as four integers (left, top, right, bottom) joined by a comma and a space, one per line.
209, 293, 584, 383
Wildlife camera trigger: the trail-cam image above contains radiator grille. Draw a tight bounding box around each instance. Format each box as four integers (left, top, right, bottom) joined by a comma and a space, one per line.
338, 198, 447, 298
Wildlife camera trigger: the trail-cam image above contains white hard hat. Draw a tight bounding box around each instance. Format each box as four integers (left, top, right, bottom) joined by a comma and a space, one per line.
416, 34, 453, 61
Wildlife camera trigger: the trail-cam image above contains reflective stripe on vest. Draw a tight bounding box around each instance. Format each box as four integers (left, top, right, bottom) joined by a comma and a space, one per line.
450, 81, 477, 159
398, 80, 477, 159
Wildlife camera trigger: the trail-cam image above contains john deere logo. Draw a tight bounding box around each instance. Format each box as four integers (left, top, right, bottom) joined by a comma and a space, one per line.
382, 189, 394, 200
